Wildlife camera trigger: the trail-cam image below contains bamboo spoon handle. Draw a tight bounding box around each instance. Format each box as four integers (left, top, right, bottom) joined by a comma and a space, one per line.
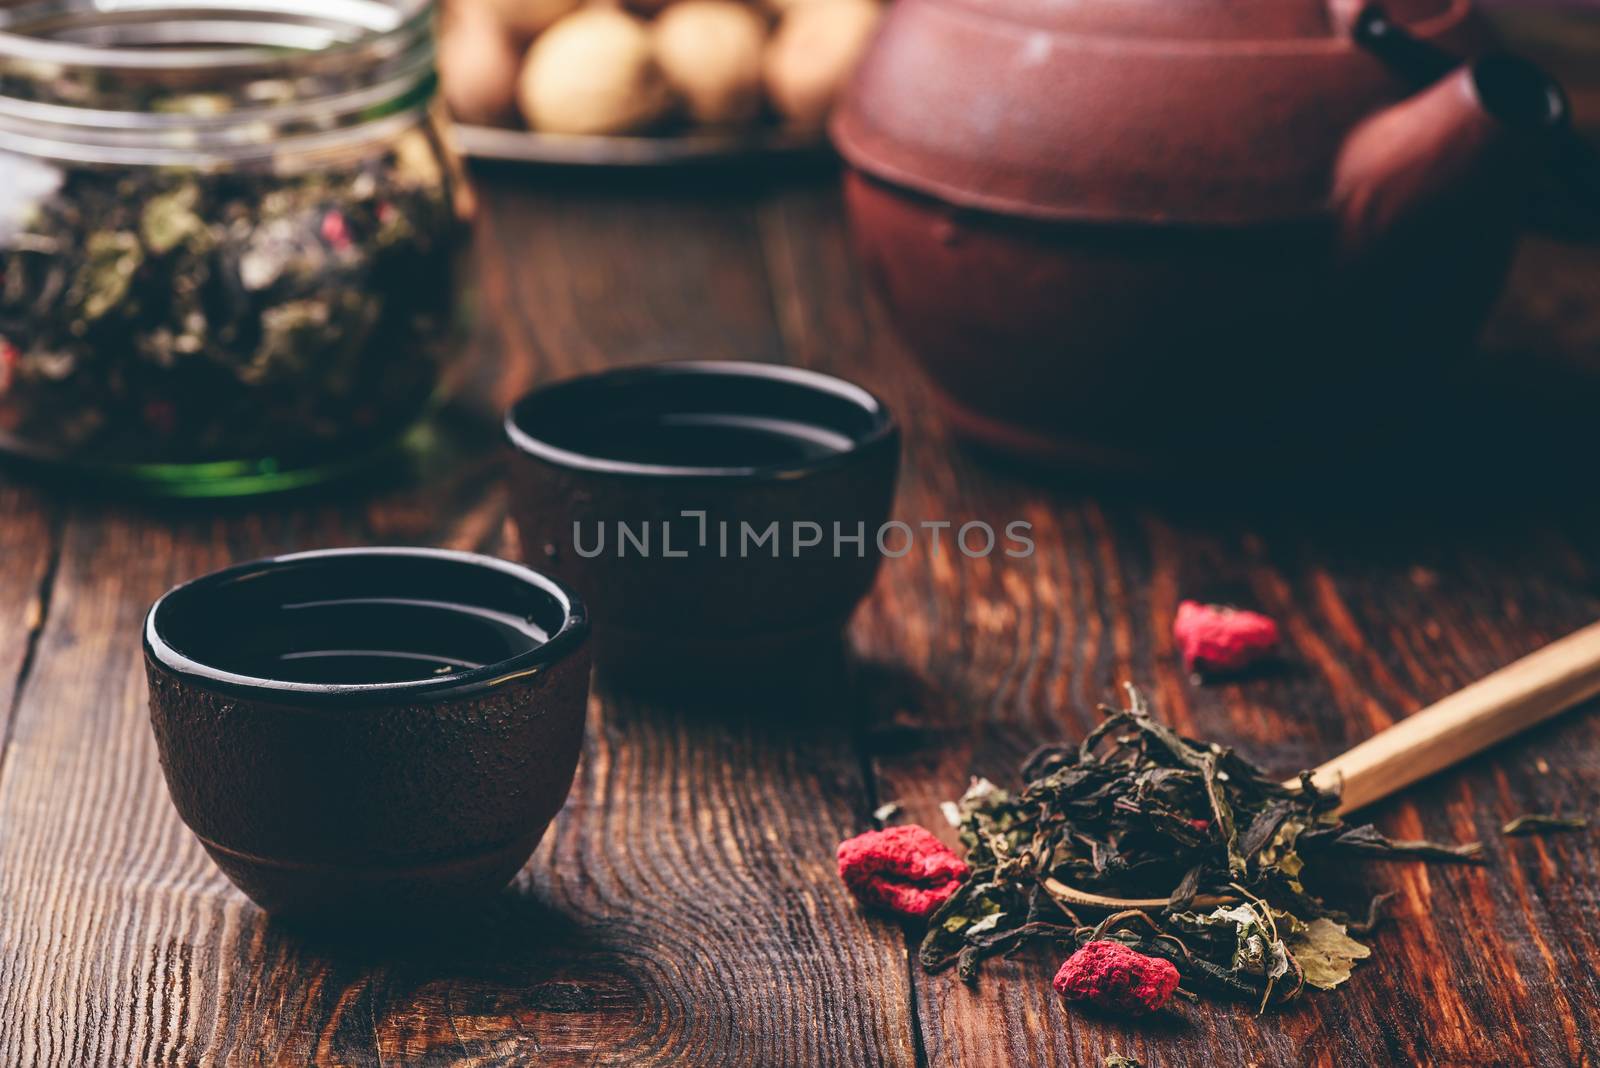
1046, 624, 1600, 913
1292, 619, 1600, 814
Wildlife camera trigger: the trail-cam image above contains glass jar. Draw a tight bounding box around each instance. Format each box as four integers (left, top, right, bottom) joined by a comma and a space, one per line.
0, 0, 468, 496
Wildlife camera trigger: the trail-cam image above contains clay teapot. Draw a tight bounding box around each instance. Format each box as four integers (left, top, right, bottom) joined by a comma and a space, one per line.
832, 1, 1571, 468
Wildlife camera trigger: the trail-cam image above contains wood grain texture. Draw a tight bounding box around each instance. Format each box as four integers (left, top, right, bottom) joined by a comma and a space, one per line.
0, 484, 56, 754
1, 168, 1599, 1068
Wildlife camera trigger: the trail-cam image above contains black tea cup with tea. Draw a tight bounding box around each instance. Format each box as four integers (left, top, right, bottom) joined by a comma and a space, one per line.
504, 360, 899, 691
143, 547, 590, 917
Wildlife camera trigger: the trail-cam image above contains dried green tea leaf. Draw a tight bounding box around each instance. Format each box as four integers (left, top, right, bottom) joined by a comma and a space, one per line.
1209, 901, 1290, 1010
76, 231, 143, 321
1257, 818, 1307, 881
1289, 917, 1371, 991
1237, 800, 1296, 863
140, 185, 207, 255
1201, 752, 1247, 878
1349, 891, 1395, 934
1501, 813, 1589, 836
966, 911, 1005, 935
1317, 824, 1485, 861
920, 877, 1018, 973
1104, 1055, 1144, 1068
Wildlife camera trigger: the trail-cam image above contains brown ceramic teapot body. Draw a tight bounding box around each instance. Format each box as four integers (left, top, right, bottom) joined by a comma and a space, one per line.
833, 0, 1563, 466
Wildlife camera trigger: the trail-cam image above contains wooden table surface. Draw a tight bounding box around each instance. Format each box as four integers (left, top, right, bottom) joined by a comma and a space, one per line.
3, 166, 1600, 1067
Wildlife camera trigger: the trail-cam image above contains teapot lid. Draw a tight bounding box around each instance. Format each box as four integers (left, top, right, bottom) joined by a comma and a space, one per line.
831, 0, 1482, 224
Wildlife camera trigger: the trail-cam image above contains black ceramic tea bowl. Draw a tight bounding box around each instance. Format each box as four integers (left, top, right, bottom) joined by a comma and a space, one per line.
504, 361, 899, 688
143, 547, 590, 917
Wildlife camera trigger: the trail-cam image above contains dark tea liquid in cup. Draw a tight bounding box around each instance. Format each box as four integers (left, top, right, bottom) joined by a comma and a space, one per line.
560, 412, 856, 469
185, 595, 551, 685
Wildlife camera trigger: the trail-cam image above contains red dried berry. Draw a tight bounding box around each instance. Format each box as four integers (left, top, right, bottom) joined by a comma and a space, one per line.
1053, 940, 1180, 1015
1173, 600, 1280, 674
0, 337, 16, 393
320, 210, 353, 252
836, 825, 968, 919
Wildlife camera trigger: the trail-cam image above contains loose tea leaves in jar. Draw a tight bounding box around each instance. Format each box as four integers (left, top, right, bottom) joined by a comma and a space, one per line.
0, 0, 467, 494
0, 137, 457, 466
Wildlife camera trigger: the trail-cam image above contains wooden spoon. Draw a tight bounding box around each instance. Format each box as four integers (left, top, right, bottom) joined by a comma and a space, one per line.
1297, 617, 1600, 813
1044, 619, 1600, 911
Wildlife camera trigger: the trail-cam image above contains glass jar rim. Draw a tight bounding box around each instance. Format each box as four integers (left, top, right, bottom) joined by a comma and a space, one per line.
0, 0, 428, 71
0, 0, 437, 165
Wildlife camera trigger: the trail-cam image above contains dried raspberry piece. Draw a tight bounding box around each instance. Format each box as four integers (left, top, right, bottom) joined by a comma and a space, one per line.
836, 825, 968, 919
0, 337, 16, 393
320, 210, 353, 252
1054, 940, 1180, 1015
1173, 600, 1280, 674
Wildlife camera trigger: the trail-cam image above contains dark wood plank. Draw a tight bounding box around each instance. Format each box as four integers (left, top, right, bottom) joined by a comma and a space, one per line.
0, 171, 915, 1067
6, 166, 1600, 1067
0, 484, 56, 744
758, 183, 1600, 1066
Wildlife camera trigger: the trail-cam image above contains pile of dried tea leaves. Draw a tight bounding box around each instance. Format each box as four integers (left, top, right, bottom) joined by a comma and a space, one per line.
921, 686, 1483, 1010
